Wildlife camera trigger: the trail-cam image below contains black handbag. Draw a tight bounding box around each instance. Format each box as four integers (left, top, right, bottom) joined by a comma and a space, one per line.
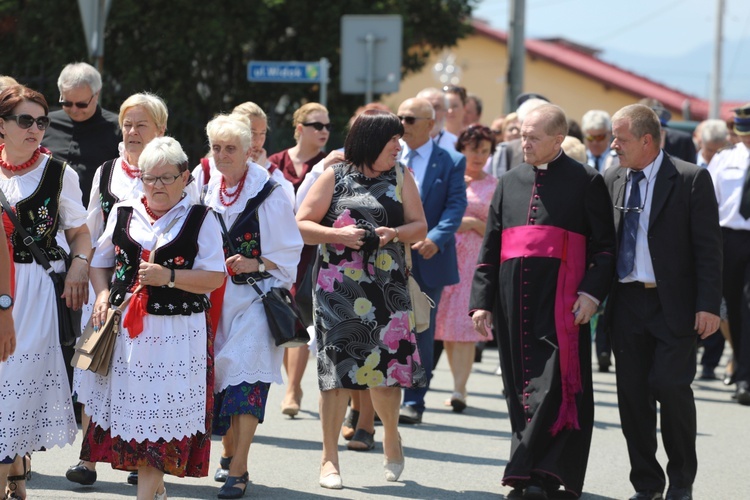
0, 187, 83, 346
215, 178, 309, 348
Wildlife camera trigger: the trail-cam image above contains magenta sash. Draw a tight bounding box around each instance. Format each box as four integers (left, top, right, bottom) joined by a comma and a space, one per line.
500, 225, 587, 435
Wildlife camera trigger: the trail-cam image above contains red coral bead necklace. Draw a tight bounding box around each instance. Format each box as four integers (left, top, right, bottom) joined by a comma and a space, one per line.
0, 144, 41, 172
121, 157, 141, 179
219, 171, 246, 207
141, 196, 162, 223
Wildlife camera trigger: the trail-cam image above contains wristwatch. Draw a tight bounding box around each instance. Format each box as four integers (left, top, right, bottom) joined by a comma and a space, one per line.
73, 254, 89, 263
168, 268, 176, 288
392, 227, 400, 243
0, 294, 13, 310
256, 257, 266, 273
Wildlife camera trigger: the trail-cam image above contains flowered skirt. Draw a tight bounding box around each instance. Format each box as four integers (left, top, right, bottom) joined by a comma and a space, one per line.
213, 381, 271, 435
80, 312, 215, 478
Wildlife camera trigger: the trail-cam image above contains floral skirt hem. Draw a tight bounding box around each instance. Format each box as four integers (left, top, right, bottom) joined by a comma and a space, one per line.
213, 381, 270, 436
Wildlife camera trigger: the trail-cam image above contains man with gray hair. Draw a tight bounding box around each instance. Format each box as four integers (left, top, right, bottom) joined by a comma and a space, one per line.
42, 62, 121, 203
697, 119, 729, 167
582, 109, 619, 173
487, 97, 549, 177
416, 87, 458, 152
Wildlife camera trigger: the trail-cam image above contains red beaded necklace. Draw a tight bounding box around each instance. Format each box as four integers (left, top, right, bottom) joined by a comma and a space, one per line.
141, 196, 163, 222
219, 173, 246, 207
121, 158, 141, 179
0, 144, 41, 172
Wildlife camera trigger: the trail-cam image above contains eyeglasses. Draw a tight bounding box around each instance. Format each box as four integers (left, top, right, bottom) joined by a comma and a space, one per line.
59, 93, 97, 109
614, 174, 650, 213
397, 115, 431, 125
301, 122, 332, 131
585, 134, 608, 142
140, 172, 183, 186
2, 114, 51, 130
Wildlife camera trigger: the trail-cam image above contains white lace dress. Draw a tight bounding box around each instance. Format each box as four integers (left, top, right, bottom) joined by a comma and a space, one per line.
204, 164, 303, 393
0, 156, 86, 460
73, 151, 143, 408
85, 196, 225, 444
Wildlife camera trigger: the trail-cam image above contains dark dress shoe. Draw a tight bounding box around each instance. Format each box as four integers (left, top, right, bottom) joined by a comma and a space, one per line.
505, 487, 524, 499
127, 470, 138, 485
597, 352, 612, 373
65, 462, 97, 485
699, 367, 716, 380
665, 486, 692, 500
736, 381, 750, 406
523, 484, 549, 500
398, 405, 422, 424
629, 492, 663, 500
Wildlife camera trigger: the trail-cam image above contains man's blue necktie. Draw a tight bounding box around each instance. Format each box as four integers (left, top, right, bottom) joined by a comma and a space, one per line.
616, 170, 646, 280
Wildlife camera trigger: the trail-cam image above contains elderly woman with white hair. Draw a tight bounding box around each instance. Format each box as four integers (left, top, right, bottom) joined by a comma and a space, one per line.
202, 114, 302, 499
66, 92, 168, 488
81, 136, 225, 500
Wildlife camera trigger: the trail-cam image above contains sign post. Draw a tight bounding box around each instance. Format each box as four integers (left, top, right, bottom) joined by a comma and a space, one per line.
247, 58, 330, 108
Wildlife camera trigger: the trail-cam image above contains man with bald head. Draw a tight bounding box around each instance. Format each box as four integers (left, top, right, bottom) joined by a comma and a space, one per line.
396, 97, 467, 425
470, 104, 616, 499
416, 88, 458, 152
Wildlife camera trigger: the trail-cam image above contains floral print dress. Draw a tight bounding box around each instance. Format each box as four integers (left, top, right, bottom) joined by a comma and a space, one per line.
315, 164, 425, 391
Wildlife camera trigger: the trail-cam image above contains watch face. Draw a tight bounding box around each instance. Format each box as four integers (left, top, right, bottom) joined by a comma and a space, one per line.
0, 294, 12, 309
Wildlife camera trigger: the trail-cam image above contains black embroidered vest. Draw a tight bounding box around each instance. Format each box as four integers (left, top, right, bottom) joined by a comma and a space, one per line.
10, 156, 68, 263
109, 204, 212, 315
97, 159, 118, 222
221, 179, 277, 284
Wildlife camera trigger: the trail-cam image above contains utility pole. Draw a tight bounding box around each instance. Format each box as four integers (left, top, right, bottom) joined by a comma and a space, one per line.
709, 0, 724, 118
505, 0, 526, 113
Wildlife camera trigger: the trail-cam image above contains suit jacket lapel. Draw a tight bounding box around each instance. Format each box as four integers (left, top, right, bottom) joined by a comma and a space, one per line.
420, 148, 441, 201
649, 154, 677, 229
612, 168, 627, 231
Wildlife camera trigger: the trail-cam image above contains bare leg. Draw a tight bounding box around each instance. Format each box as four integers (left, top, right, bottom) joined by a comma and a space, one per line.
0, 463, 8, 496
369, 387, 403, 462
221, 429, 236, 461
445, 341, 475, 398
5, 455, 26, 499
355, 390, 375, 433
227, 414, 259, 483
319, 389, 350, 477
282, 346, 308, 414
136, 465, 165, 500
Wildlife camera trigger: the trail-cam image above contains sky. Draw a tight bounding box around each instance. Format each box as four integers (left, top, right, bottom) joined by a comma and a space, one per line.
473, 0, 750, 99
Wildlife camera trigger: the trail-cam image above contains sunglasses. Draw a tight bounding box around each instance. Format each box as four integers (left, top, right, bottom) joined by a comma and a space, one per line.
585, 134, 608, 142
301, 122, 332, 131
59, 93, 97, 109
2, 114, 51, 130
140, 172, 183, 186
397, 115, 431, 125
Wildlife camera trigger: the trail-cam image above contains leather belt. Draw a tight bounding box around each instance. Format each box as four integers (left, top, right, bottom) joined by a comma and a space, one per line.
620, 281, 657, 289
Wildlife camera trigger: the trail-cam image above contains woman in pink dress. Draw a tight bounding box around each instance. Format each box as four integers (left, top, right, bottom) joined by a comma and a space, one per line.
435, 124, 497, 412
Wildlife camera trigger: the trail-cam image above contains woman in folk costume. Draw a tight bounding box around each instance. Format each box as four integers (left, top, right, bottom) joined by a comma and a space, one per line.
67, 92, 168, 488
0, 84, 91, 499
202, 114, 302, 498
83, 137, 224, 500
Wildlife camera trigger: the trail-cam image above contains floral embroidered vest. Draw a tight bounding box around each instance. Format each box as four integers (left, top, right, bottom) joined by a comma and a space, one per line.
221, 179, 277, 284
97, 159, 118, 222
109, 204, 212, 315
10, 156, 68, 263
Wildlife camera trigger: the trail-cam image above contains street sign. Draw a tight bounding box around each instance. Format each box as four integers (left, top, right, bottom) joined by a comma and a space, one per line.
247, 61, 321, 83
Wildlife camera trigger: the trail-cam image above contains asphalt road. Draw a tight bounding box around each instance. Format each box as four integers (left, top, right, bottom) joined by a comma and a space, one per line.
19, 344, 749, 499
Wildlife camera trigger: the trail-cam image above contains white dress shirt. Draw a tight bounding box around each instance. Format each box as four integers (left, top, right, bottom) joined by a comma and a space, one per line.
707, 142, 750, 230
621, 150, 664, 283
399, 138, 433, 192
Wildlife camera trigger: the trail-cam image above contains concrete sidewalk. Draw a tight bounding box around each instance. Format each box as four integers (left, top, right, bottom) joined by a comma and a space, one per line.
20, 346, 749, 499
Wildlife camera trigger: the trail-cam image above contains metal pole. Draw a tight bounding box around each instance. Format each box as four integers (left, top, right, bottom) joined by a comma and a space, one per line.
709, 0, 724, 118
319, 57, 329, 108
505, 0, 526, 113
364, 33, 375, 104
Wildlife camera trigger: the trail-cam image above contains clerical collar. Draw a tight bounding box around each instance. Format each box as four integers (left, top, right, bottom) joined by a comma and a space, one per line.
534, 149, 563, 170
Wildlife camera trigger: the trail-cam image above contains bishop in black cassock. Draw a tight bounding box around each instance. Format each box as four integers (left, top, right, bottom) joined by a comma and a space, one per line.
470, 105, 616, 498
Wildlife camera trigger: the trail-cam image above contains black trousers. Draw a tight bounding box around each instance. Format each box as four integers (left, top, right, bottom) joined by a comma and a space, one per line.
611, 283, 697, 492
722, 228, 750, 382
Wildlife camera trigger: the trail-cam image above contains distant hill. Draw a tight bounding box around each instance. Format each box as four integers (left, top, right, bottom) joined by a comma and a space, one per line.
602, 37, 749, 100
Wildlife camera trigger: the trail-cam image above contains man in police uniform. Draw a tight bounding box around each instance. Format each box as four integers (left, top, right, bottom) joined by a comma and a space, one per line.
707, 103, 750, 406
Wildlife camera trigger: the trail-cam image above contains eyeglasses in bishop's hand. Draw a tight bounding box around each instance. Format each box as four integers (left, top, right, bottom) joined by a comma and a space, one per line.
2, 114, 51, 130
301, 122, 332, 131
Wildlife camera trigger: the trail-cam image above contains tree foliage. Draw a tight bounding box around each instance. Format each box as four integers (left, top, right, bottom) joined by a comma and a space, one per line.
0, 0, 476, 159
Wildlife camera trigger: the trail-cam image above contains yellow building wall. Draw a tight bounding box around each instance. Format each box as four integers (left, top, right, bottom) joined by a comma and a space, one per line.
381, 33, 685, 124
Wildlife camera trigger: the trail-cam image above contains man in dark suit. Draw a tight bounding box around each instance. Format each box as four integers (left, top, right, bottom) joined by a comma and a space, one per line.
396, 97, 467, 424
605, 104, 722, 500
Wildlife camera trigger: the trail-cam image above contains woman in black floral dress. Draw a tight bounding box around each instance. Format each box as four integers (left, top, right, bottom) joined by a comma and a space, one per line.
296, 110, 427, 490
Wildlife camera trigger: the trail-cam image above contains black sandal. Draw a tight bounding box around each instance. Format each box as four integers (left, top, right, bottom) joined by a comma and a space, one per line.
217, 471, 249, 499
214, 455, 232, 483
347, 428, 375, 451
5, 455, 30, 500
341, 409, 360, 440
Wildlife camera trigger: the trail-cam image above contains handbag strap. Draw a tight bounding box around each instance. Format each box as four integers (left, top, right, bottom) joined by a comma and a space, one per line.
0, 186, 55, 274
393, 162, 415, 272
